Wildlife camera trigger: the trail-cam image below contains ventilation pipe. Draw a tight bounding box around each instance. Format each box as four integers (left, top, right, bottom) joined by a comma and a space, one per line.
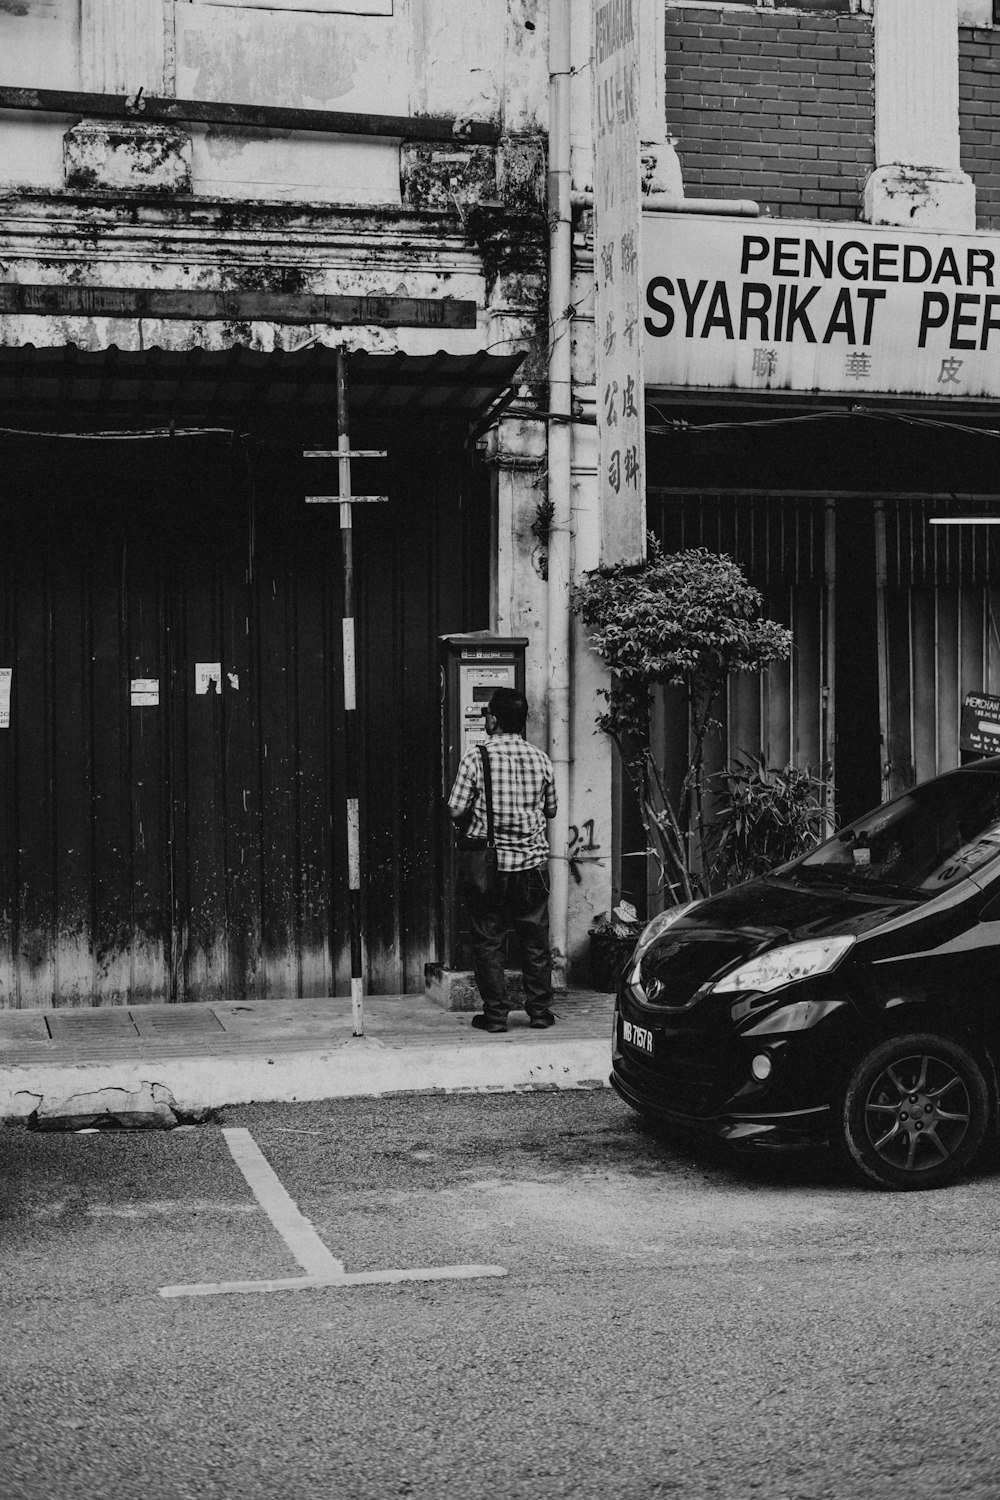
547, 0, 572, 988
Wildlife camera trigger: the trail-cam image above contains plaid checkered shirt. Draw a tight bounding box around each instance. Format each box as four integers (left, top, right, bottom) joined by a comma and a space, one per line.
448, 733, 557, 872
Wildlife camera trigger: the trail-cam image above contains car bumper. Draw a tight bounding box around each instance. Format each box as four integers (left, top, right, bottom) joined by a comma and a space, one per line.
609, 1067, 832, 1148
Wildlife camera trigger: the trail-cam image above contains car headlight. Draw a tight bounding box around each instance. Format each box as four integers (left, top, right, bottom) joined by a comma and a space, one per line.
710, 935, 855, 995
631, 902, 699, 967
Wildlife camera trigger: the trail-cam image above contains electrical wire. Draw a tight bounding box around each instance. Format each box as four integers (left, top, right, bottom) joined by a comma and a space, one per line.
0, 424, 237, 440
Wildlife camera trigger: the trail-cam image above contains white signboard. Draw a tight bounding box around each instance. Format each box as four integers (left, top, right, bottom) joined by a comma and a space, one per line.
0, 668, 10, 728
643, 214, 1000, 400
593, 0, 645, 564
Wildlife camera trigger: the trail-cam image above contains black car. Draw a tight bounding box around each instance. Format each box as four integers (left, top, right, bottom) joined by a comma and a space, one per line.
611, 757, 1000, 1190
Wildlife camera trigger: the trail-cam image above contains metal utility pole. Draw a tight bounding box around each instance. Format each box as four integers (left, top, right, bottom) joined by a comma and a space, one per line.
305, 348, 386, 1036
547, 0, 573, 990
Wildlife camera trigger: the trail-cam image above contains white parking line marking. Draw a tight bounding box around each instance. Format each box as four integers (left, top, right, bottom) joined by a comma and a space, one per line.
158, 1126, 507, 1297
159, 1265, 509, 1298
221, 1127, 345, 1277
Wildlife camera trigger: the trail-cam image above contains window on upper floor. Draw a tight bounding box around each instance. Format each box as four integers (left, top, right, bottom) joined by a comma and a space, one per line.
186, 0, 393, 14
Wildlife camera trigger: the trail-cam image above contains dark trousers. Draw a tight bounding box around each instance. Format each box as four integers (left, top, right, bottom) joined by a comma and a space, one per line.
465, 865, 553, 1019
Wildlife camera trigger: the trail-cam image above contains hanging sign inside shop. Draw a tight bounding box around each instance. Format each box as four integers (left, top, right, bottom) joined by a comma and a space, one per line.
960, 692, 1000, 757
643, 215, 1000, 400
593, 0, 645, 565
0, 668, 10, 728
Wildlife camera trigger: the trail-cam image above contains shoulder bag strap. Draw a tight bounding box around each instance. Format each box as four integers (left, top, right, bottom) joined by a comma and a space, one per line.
478, 743, 496, 848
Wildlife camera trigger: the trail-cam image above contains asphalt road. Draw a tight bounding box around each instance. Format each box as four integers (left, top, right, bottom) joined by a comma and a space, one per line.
3, 1089, 1000, 1500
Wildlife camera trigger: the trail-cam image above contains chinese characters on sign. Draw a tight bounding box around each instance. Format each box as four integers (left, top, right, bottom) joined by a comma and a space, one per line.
593, 0, 645, 564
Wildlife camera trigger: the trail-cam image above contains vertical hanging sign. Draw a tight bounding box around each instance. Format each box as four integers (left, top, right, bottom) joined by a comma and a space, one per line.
593, 0, 645, 565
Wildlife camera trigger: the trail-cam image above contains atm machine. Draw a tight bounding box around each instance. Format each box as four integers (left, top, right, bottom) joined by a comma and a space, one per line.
435, 632, 528, 978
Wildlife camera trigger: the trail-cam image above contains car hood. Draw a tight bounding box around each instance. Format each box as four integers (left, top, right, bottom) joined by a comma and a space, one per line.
637, 878, 916, 1009
672, 876, 914, 946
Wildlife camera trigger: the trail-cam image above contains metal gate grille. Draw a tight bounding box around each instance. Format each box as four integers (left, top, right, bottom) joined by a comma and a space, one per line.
879, 496, 1000, 795
646, 491, 831, 787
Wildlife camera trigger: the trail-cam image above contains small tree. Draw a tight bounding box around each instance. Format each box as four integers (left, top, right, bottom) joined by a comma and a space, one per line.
571, 541, 793, 904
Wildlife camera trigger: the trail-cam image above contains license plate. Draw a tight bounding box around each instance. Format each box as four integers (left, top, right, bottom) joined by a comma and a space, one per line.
622, 1019, 653, 1055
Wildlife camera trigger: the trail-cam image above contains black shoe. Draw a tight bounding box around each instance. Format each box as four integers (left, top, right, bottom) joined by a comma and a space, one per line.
471, 1014, 507, 1034
528, 1010, 556, 1029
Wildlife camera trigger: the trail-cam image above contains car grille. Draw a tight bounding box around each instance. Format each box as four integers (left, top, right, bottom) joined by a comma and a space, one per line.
639, 934, 758, 1008
614, 1012, 736, 1118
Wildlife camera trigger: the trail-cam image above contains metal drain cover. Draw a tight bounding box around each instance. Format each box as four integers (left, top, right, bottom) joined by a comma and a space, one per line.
133, 1008, 225, 1036
47, 1010, 139, 1039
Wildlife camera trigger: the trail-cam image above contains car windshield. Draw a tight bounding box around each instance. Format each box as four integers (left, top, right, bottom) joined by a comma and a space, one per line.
784, 770, 1000, 896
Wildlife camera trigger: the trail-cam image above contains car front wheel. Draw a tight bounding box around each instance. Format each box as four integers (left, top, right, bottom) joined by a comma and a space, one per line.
838, 1033, 990, 1191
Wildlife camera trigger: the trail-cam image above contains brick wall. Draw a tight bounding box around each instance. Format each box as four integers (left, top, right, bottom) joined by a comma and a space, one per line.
664, 6, 874, 221
959, 28, 1000, 231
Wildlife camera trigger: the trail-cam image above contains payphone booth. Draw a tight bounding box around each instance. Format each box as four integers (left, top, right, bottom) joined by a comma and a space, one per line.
437, 633, 528, 972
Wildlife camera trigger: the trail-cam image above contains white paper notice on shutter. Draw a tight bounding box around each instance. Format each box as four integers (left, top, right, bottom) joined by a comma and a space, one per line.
195, 663, 222, 695
0, 668, 10, 728
131, 679, 159, 707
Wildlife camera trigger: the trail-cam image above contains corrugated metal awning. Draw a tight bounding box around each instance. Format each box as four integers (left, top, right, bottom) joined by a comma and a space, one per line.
0, 345, 526, 433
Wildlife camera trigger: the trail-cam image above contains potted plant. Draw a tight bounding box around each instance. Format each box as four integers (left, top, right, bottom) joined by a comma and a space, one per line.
588, 901, 645, 992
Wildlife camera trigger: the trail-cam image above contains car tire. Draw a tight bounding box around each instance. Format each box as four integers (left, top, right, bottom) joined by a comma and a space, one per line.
837, 1032, 990, 1191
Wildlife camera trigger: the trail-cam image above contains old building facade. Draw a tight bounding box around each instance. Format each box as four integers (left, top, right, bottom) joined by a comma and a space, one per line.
0, 0, 592, 1007
4, 0, 998, 1008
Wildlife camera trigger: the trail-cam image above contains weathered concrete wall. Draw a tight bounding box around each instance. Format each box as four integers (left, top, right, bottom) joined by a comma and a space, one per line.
0, 1, 80, 90
0, 0, 546, 203
0, 196, 491, 357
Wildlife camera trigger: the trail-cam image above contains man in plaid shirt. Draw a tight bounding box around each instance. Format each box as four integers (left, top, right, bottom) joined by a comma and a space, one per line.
448, 687, 558, 1034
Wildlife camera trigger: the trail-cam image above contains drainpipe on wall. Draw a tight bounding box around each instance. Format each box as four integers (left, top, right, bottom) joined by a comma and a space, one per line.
547, 0, 573, 990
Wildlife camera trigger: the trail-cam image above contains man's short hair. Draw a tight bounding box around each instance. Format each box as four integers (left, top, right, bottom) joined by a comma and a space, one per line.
488, 687, 528, 734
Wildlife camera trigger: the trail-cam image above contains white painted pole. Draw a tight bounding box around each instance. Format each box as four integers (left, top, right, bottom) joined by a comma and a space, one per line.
336, 349, 365, 1037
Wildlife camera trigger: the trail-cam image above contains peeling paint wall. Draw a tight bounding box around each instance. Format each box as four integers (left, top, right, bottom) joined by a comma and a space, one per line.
0, 195, 490, 359
0, 0, 545, 202
0, 1, 80, 89
176, 4, 406, 113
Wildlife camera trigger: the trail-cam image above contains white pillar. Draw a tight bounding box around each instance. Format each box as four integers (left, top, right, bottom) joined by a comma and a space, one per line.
639, 0, 683, 196
864, 0, 975, 230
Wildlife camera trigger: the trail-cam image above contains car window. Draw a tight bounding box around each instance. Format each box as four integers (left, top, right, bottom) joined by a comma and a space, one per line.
788, 771, 1000, 896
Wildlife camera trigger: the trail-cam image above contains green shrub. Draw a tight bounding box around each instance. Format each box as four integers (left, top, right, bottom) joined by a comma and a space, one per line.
707, 754, 831, 890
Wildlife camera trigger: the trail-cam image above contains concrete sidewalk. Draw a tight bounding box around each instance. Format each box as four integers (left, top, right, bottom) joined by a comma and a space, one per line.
0, 988, 617, 1126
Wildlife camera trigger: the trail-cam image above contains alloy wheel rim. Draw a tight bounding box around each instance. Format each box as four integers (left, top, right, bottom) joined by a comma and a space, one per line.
863, 1053, 971, 1173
